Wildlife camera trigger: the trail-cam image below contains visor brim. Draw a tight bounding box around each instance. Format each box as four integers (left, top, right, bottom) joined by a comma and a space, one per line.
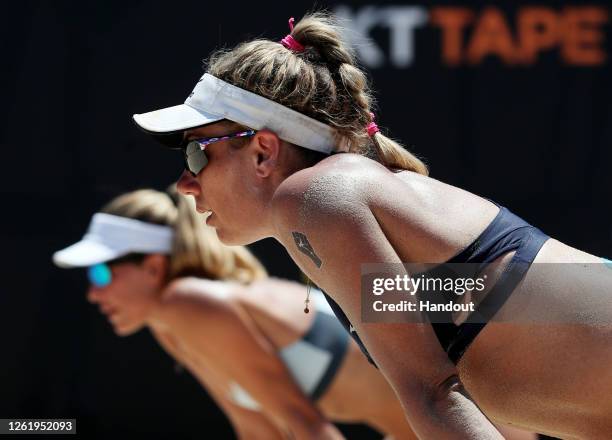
133, 104, 223, 134
133, 104, 224, 148
52, 240, 124, 268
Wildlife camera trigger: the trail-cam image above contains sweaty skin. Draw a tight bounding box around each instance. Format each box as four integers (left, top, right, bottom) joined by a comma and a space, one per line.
157, 277, 420, 439
177, 123, 612, 439
273, 154, 612, 439
89, 271, 420, 439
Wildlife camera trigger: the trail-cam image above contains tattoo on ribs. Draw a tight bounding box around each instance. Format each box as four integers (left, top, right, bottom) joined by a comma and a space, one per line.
292, 232, 322, 268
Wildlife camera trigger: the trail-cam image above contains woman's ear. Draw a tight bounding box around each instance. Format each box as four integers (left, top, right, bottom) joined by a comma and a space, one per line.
142, 254, 169, 286
250, 129, 282, 178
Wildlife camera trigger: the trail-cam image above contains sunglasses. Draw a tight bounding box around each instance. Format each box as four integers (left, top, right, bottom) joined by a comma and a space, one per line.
86, 254, 146, 288
88, 263, 112, 288
183, 129, 256, 176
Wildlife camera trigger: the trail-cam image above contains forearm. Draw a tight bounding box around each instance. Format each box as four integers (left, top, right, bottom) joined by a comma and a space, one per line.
407, 377, 503, 439
270, 405, 344, 439
308, 421, 344, 440
284, 421, 344, 440
228, 411, 286, 440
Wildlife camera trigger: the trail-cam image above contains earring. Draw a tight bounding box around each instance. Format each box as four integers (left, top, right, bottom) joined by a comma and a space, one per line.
304, 278, 312, 314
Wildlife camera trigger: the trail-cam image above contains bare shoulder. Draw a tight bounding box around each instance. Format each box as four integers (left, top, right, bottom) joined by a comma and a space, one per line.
245, 276, 305, 295
271, 153, 392, 229
274, 153, 390, 199
160, 277, 240, 317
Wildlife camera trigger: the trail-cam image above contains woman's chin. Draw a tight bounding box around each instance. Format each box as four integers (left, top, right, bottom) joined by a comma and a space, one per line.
112, 322, 142, 337
213, 226, 236, 245
214, 224, 261, 246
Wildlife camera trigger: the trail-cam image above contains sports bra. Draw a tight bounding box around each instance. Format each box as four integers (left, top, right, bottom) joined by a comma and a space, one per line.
321, 200, 550, 366
228, 290, 349, 410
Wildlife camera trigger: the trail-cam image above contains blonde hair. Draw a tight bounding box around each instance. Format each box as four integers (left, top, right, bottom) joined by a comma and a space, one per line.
100, 187, 267, 284
206, 11, 428, 175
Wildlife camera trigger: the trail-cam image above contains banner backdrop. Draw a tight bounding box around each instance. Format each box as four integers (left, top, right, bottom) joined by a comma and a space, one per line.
0, 1, 609, 438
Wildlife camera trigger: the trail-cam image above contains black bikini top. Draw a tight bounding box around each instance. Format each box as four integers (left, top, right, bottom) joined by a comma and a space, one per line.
320, 201, 549, 366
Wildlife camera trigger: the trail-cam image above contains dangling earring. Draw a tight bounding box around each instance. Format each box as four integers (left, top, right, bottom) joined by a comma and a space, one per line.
304, 278, 312, 314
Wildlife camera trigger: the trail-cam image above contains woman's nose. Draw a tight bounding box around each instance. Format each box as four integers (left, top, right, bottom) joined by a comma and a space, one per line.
87, 287, 103, 303
176, 169, 200, 197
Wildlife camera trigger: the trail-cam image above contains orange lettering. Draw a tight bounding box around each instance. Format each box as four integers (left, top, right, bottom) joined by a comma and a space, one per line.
518, 7, 560, 64
430, 7, 474, 66
467, 7, 519, 65
562, 7, 608, 65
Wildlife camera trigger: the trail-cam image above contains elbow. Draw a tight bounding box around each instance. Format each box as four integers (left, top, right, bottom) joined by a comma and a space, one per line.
425, 374, 491, 433
427, 374, 469, 413
397, 374, 502, 439
398, 373, 467, 420
433, 374, 465, 401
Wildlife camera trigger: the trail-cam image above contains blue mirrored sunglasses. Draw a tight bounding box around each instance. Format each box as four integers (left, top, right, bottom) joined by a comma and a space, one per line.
86, 254, 146, 288
183, 129, 256, 176
88, 263, 112, 288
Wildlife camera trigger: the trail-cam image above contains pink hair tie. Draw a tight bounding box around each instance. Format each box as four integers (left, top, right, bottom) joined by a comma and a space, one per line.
280, 17, 305, 53
367, 112, 380, 137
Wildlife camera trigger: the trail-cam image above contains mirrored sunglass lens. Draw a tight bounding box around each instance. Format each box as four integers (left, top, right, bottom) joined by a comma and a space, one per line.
185, 141, 199, 156
88, 263, 112, 287
185, 141, 208, 175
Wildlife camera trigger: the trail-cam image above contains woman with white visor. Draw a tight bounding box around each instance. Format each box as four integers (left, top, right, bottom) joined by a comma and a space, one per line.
131, 12, 612, 440
53, 187, 428, 439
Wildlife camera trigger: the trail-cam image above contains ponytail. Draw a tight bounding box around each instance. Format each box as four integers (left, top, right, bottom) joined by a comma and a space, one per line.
206, 10, 428, 175
371, 132, 428, 174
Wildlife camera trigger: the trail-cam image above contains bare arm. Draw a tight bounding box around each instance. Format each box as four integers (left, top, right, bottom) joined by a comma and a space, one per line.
151, 282, 344, 440
272, 166, 503, 439
151, 329, 286, 440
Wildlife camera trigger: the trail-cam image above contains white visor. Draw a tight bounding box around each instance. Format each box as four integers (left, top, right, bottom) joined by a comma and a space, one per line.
133, 73, 347, 154
53, 213, 174, 268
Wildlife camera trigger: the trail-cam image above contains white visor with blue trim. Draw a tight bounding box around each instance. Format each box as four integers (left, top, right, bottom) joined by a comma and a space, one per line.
53, 213, 174, 268
133, 73, 347, 154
